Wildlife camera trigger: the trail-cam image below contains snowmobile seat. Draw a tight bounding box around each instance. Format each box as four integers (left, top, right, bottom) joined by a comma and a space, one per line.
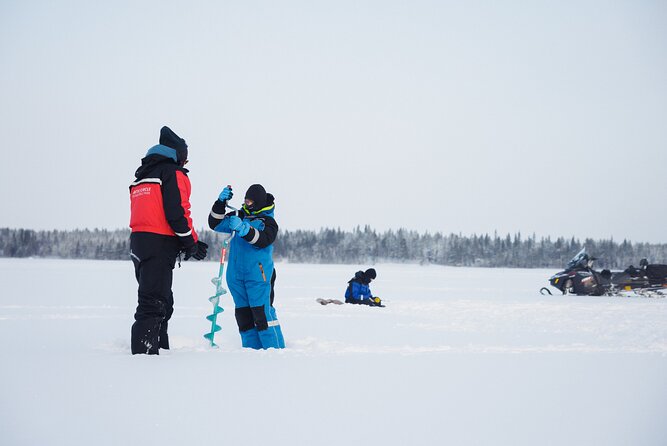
645, 264, 667, 285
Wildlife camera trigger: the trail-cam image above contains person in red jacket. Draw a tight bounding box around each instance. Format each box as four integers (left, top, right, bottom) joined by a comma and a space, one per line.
129, 126, 208, 355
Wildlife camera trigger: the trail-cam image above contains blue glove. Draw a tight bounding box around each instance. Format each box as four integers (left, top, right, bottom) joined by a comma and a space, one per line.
228, 215, 250, 237
218, 186, 233, 202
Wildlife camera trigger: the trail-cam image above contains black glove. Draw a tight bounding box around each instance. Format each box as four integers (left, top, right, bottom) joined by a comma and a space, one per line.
184, 241, 208, 261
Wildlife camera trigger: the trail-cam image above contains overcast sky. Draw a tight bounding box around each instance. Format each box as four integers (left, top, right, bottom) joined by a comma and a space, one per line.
1, 1, 666, 243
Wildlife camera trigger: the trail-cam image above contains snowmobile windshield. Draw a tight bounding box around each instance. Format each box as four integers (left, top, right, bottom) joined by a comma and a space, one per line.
566, 248, 589, 270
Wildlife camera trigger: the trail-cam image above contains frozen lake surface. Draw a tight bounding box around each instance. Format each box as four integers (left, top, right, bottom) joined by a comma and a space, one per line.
1, 259, 666, 445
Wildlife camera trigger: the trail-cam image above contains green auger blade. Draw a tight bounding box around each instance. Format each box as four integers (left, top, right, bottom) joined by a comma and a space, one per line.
203, 332, 219, 348
205, 236, 232, 348
211, 278, 228, 295
206, 310, 223, 322
205, 323, 221, 333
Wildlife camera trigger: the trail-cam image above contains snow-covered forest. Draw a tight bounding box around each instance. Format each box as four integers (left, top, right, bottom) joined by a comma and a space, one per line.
1, 227, 666, 269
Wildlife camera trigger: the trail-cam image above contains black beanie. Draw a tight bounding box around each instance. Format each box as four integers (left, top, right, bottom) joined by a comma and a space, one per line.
365, 268, 377, 280
245, 184, 267, 210
159, 126, 188, 163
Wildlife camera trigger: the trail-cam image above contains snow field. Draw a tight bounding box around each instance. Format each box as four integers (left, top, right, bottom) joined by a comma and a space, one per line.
1, 259, 666, 445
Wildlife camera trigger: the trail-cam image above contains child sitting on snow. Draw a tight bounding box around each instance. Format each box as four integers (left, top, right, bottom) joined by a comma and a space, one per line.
344, 268, 383, 307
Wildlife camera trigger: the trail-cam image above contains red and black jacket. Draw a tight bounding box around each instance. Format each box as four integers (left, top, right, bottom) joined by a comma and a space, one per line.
129, 153, 198, 249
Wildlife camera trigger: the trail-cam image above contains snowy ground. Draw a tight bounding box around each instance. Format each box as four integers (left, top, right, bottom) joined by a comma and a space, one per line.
1, 258, 666, 445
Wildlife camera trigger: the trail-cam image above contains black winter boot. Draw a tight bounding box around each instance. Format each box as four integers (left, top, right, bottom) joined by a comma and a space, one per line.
131, 318, 161, 355
159, 322, 170, 350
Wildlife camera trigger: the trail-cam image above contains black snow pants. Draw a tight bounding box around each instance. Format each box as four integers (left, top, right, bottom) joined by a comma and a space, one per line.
130, 232, 181, 355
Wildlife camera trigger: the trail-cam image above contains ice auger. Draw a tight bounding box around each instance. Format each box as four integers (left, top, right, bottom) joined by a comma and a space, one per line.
204, 234, 233, 347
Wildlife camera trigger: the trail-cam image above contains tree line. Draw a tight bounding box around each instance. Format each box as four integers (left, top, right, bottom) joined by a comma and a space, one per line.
1, 226, 666, 269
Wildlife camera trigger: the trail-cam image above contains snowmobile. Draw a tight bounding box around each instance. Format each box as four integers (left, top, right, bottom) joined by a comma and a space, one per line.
541, 248, 667, 296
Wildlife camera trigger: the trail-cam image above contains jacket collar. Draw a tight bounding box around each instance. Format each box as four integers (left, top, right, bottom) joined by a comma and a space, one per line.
242, 203, 275, 216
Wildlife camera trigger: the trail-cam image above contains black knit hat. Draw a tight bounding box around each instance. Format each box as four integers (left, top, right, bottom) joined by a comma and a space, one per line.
245, 184, 267, 210
159, 126, 188, 163
365, 268, 377, 280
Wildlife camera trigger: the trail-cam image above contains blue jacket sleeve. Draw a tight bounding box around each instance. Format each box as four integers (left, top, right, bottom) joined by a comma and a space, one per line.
360, 284, 372, 299
209, 199, 232, 233
350, 282, 372, 300
212, 211, 234, 234
241, 215, 278, 249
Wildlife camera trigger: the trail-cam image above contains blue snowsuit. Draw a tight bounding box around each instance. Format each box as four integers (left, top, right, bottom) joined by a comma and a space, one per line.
209, 198, 285, 349
345, 270, 375, 304
345, 281, 373, 300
